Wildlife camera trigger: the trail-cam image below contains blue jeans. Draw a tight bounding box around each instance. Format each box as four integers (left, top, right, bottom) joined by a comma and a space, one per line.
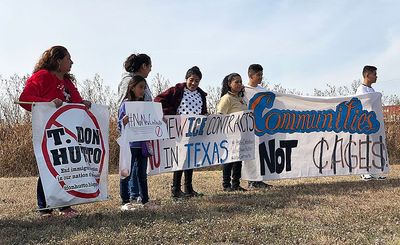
120, 148, 149, 204
129, 160, 140, 201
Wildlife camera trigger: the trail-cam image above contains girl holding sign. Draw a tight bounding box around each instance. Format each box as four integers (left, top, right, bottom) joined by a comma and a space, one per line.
118, 75, 157, 211
154, 66, 208, 199
217, 73, 247, 192
19, 45, 91, 218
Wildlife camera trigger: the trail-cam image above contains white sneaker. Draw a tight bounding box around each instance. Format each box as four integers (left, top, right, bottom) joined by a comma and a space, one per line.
130, 202, 144, 209
120, 203, 134, 211
371, 174, 386, 180
361, 174, 373, 181
130, 197, 144, 209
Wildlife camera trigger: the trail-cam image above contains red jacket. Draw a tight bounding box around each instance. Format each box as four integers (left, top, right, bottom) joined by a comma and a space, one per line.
154, 82, 208, 115
19, 69, 83, 111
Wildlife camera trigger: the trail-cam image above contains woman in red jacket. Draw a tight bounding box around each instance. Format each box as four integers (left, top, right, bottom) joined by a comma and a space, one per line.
154, 66, 207, 199
19, 45, 90, 217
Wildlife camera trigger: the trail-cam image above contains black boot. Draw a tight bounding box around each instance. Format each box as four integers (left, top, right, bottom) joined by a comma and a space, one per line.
171, 186, 186, 199
184, 185, 203, 197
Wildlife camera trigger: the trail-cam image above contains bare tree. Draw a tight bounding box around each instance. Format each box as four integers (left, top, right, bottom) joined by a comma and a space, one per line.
311, 79, 399, 105
150, 73, 171, 97
205, 85, 221, 115
264, 82, 303, 95
313, 80, 360, 97
383, 94, 400, 105
349, 79, 361, 94
0, 74, 31, 125
78, 73, 118, 117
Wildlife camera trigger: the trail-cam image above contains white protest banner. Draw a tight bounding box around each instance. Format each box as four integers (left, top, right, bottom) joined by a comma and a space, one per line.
117, 102, 168, 177
147, 111, 255, 175
123, 101, 168, 142
241, 92, 389, 181
32, 103, 109, 208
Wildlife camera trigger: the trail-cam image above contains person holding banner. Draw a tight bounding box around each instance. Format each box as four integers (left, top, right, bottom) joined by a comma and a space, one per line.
154, 66, 208, 199
243, 64, 273, 189
18, 45, 91, 218
117, 53, 153, 206
118, 75, 156, 210
357, 65, 386, 181
118, 53, 153, 104
217, 73, 247, 192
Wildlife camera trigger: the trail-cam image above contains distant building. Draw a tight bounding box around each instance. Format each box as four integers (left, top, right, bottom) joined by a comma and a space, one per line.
383, 105, 400, 122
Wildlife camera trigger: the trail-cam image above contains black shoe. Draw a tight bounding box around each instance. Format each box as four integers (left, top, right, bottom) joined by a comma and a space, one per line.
248, 181, 273, 189
185, 189, 204, 197
171, 187, 186, 198
184, 185, 204, 197
232, 186, 247, 192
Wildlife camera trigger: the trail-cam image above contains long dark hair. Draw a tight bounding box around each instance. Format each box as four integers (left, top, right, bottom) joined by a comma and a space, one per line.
123, 75, 146, 101
220, 73, 242, 97
124, 54, 151, 73
34, 45, 75, 81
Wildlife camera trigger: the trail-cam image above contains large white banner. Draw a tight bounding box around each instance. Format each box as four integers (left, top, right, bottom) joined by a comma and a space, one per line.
147, 111, 255, 175
32, 103, 109, 208
241, 92, 389, 180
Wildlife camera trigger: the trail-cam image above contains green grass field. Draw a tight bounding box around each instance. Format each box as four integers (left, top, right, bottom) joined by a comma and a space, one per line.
1, 166, 400, 244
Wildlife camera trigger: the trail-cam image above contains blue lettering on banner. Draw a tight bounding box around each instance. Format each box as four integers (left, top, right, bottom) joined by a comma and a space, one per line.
166, 113, 254, 139
249, 92, 380, 136
184, 140, 229, 168
186, 117, 207, 137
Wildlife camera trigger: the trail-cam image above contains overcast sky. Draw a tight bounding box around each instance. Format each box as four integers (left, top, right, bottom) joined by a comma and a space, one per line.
1, 0, 399, 96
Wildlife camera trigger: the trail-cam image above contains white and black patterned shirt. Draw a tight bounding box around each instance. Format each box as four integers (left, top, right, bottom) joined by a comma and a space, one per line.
177, 88, 203, 115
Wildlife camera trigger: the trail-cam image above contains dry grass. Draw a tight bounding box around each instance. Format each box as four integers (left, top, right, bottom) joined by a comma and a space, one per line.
1, 166, 400, 244
0, 121, 120, 177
